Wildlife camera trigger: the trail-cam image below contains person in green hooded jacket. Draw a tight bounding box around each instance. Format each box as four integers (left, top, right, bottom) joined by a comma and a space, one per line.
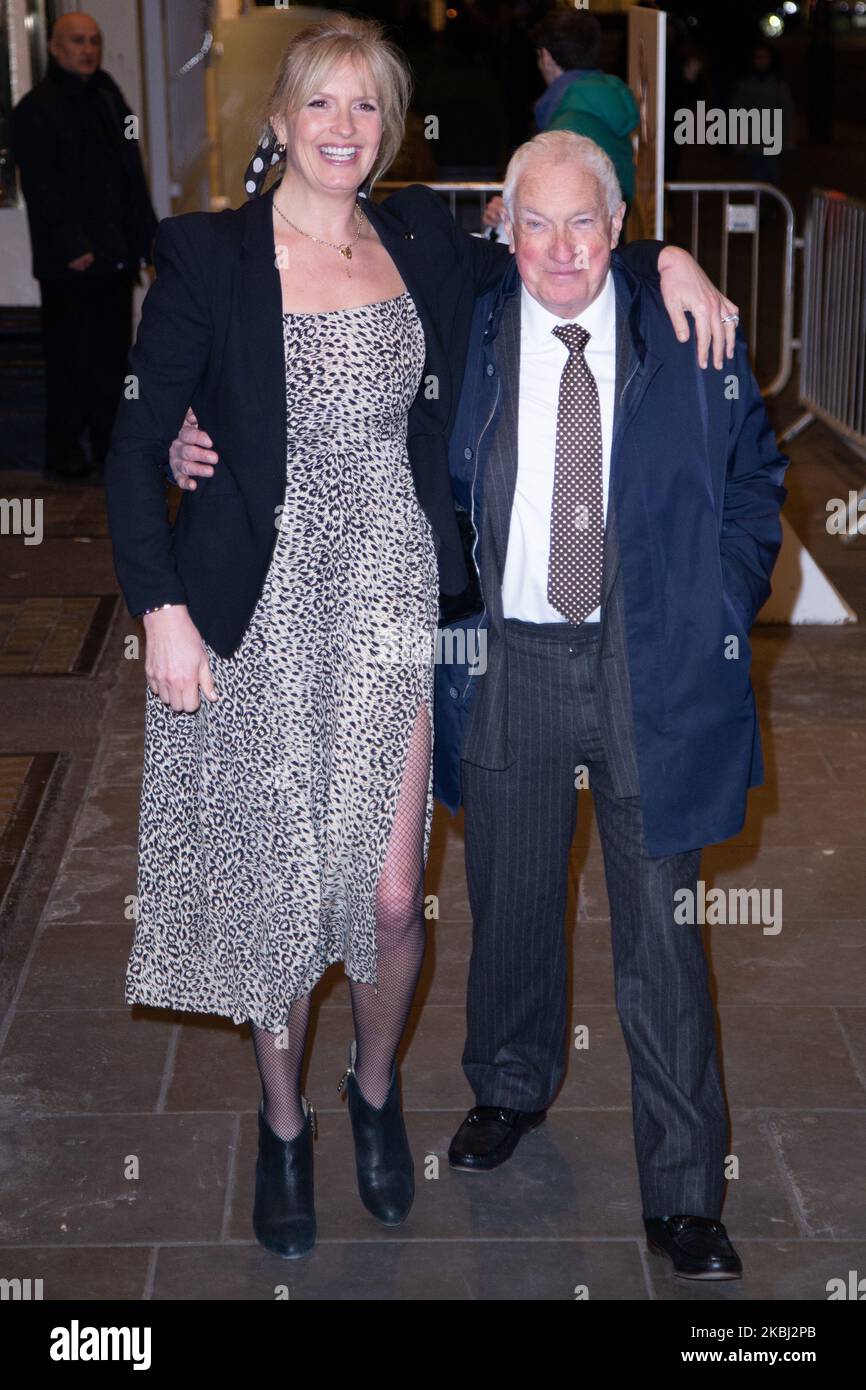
531, 8, 638, 205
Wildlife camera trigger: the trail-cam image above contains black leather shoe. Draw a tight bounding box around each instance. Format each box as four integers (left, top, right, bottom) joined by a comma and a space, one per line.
448, 1105, 547, 1171
339, 1040, 414, 1225
645, 1215, 743, 1280
252, 1098, 316, 1259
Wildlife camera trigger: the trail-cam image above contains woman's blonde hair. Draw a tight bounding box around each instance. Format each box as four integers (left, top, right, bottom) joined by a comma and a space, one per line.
265, 13, 411, 189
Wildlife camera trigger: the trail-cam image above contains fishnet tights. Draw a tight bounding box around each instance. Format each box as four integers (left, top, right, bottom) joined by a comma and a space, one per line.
251, 702, 431, 1136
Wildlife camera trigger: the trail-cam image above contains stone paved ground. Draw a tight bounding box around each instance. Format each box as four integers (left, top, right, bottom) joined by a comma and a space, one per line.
0, 380, 864, 1300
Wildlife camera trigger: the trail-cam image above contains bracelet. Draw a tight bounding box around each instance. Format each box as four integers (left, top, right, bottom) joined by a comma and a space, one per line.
140, 603, 177, 617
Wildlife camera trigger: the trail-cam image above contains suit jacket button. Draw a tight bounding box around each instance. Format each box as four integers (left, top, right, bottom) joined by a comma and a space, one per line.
404, 231, 415, 239
464, 447, 473, 460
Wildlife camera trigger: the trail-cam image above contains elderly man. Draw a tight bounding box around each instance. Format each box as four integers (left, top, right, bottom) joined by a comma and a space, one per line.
433, 130, 787, 1280
11, 12, 157, 478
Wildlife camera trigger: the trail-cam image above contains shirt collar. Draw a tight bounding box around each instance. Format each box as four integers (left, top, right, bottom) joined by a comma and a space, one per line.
520, 267, 615, 350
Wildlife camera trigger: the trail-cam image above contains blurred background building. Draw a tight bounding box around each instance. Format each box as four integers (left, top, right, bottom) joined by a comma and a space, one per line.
0, 1, 864, 466
2, 1, 865, 278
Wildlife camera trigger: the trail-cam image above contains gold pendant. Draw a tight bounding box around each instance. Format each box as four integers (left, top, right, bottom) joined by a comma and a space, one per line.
341, 246, 352, 260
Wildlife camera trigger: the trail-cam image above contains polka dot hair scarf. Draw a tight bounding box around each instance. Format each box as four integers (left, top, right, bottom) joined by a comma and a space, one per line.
243, 122, 286, 198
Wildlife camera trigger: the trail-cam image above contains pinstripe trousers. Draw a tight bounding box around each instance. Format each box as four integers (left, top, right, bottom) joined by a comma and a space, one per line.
461, 618, 730, 1217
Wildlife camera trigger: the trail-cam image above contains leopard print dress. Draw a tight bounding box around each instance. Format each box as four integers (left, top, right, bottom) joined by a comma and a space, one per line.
125, 291, 438, 1033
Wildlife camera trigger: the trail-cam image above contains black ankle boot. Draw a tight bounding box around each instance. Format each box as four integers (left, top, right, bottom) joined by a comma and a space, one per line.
338, 1040, 414, 1225
252, 1097, 316, 1258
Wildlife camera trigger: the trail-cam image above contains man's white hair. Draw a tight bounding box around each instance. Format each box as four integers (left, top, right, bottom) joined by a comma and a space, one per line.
502, 130, 623, 220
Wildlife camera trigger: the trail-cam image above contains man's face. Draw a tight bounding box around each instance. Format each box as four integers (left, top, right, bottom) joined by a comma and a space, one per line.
504, 161, 625, 319
50, 14, 102, 77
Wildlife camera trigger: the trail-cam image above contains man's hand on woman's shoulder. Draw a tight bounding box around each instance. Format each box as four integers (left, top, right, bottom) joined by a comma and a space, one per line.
656, 245, 740, 371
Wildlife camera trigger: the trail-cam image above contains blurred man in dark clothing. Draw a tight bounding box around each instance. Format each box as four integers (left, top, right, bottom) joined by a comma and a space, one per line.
664, 44, 707, 182
11, 12, 158, 479
731, 43, 795, 189
474, 0, 548, 154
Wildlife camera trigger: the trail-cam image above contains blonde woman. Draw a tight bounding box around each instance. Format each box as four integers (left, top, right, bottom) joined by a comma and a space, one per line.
106, 13, 735, 1259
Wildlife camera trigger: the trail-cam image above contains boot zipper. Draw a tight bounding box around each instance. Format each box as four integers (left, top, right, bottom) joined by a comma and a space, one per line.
302, 1095, 317, 1138
337, 1039, 358, 1095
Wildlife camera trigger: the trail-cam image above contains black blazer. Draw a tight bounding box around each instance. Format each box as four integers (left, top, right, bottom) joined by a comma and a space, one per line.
105, 181, 661, 658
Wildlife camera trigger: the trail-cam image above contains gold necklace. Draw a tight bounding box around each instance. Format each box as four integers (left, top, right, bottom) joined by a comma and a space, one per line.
273, 198, 365, 276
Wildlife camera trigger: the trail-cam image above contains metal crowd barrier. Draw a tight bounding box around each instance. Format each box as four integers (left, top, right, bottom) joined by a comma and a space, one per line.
664, 181, 799, 397
376, 180, 503, 227
778, 188, 866, 544
377, 179, 799, 398
780, 189, 866, 453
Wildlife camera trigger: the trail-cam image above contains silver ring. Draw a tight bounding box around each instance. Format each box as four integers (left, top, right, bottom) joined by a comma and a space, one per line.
721, 313, 739, 324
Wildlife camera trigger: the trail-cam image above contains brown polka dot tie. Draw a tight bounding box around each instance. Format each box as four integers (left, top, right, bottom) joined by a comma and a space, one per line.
548, 322, 604, 623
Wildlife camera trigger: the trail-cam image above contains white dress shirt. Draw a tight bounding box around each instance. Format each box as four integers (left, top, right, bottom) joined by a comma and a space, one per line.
501, 269, 617, 624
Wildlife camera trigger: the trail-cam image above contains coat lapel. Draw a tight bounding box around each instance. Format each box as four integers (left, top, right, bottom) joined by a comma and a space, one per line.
602, 282, 634, 605
359, 192, 445, 399
603, 265, 663, 606
237, 184, 452, 500
239, 184, 287, 492
486, 286, 522, 573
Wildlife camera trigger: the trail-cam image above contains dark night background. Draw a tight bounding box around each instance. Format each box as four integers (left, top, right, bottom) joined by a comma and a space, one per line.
250, 0, 866, 221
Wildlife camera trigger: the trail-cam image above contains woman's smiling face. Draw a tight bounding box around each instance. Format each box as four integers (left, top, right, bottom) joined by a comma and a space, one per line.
274, 57, 384, 195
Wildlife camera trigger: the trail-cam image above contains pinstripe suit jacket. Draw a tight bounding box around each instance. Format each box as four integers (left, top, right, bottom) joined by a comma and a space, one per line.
439, 256, 787, 855
460, 274, 641, 797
